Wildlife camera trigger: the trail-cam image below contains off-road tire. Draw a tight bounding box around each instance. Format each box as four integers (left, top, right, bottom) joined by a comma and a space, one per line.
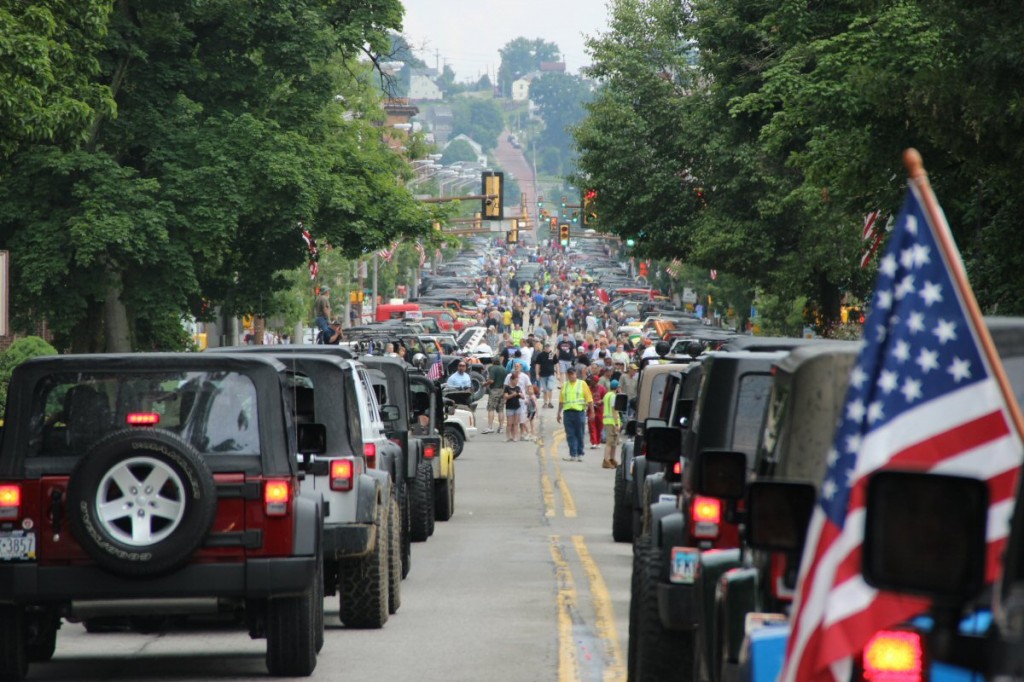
314, 554, 325, 653
338, 503, 388, 628
265, 586, 318, 677
26, 610, 58, 663
387, 495, 402, 615
434, 476, 454, 521
66, 430, 217, 577
0, 605, 27, 680
627, 535, 648, 682
613, 463, 633, 543
410, 461, 434, 542
443, 425, 465, 458
635, 540, 695, 682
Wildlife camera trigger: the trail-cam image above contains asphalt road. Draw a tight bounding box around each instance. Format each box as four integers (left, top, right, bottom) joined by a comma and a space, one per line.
27, 411, 633, 682
492, 129, 540, 242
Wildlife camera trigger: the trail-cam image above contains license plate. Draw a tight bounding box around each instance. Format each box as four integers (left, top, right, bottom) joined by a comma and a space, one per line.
0, 531, 35, 561
670, 547, 699, 584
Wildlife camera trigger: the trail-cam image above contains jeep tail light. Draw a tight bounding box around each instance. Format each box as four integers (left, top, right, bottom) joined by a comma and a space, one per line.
264, 480, 290, 516
330, 459, 354, 492
126, 412, 160, 426
364, 443, 377, 469
0, 484, 20, 519
424, 444, 437, 459
673, 461, 681, 475
862, 630, 924, 682
691, 496, 721, 539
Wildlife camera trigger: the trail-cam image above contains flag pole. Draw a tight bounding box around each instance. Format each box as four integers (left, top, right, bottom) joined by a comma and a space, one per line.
904, 148, 1024, 440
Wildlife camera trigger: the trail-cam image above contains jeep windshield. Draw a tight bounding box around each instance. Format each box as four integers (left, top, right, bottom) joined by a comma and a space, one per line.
27, 370, 261, 457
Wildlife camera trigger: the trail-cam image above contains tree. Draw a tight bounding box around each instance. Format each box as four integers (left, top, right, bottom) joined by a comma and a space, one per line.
0, 0, 432, 352
497, 37, 561, 97
476, 74, 493, 92
450, 97, 504, 151
441, 139, 478, 165
529, 73, 592, 175
0, 1, 115, 158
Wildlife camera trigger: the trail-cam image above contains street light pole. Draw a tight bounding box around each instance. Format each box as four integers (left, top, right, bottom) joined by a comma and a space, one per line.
372, 253, 378, 323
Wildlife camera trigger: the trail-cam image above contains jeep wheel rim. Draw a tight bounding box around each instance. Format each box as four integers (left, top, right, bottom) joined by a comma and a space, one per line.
95, 456, 188, 546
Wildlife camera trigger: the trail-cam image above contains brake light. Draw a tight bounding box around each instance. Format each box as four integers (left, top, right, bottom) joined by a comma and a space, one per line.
264, 480, 290, 516
0, 484, 20, 519
862, 630, 924, 682
126, 412, 160, 426
364, 443, 377, 469
330, 459, 354, 492
673, 461, 681, 475
424, 444, 437, 459
691, 496, 721, 539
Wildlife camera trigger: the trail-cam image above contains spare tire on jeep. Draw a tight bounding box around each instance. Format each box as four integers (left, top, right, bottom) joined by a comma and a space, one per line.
66, 429, 218, 577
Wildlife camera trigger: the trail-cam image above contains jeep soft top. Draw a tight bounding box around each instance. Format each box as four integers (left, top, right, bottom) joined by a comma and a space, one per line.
0, 352, 324, 679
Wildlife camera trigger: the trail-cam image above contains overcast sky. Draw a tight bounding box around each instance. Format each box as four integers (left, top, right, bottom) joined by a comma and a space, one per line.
399, 0, 612, 82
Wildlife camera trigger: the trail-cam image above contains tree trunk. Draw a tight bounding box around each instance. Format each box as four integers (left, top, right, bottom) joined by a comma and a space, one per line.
817, 274, 842, 336
104, 271, 132, 352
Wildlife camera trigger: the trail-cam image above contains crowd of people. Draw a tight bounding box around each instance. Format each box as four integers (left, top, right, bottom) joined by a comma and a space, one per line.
463, 243, 658, 468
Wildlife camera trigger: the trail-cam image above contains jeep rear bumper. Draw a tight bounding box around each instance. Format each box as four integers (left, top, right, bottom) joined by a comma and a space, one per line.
323, 523, 375, 560
0, 557, 316, 604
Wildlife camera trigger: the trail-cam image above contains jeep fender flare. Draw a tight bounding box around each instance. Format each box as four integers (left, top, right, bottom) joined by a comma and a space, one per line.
647, 471, 669, 502
651, 505, 682, 557
406, 437, 422, 481
354, 474, 381, 525
292, 493, 322, 558
622, 441, 636, 482
717, 566, 760, 668
632, 456, 653, 509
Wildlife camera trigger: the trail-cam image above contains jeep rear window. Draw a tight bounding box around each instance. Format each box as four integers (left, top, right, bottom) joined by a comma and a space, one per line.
28, 371, 261, 457
731, 374, 774, 460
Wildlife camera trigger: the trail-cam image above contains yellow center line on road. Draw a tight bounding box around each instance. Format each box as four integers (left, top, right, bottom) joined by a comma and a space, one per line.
573, 536, 626, 682
547, 430, 577, 518
549, 536, 581, 682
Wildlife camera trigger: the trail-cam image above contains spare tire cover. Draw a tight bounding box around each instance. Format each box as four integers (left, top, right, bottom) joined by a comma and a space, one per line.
66, 429, 218, 577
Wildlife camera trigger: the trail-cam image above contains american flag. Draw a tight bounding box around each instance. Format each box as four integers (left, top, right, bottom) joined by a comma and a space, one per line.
377, 239, 402, 263
709, 268, 718, 280
426, 351, 443, 381
860, 210, 886, 269
301, 227, 319, 280
416, 241, 427, 267
781, 182, 1023, 682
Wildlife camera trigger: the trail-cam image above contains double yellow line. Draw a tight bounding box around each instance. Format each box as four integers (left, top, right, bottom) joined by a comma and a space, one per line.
540, 430, 577, 517
549, 535, 626, 682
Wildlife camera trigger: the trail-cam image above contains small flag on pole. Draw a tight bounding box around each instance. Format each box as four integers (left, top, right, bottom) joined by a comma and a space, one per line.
709, 269, 718, 280
426, 351, 443, 381
780, 151, 1024, 682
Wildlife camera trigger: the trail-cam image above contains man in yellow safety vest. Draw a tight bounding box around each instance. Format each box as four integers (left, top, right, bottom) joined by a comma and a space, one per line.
602, 380, 622, 469
556, 366, 594, 462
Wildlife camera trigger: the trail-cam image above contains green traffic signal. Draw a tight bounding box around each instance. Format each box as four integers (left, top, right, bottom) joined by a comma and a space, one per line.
626, 239, 635, 247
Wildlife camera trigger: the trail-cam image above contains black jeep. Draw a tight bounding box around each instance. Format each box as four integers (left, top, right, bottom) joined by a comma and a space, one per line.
0, 353, 324, 680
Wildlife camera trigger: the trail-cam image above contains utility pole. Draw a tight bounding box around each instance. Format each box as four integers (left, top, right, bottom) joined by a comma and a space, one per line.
372, 254, 379, 323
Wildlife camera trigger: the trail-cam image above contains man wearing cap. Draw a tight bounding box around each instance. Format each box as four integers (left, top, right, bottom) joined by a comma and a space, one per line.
556, 366, 594, 462
602, 379, 622, 468
618, 363, 639, 420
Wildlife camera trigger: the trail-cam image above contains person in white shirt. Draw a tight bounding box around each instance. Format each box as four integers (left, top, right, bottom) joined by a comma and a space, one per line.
502, 364, 533, 442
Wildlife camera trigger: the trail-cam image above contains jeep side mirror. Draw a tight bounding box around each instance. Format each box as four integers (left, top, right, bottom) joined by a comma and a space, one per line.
644, 426, 683, 465
379, 404, 401, 423
614, 393, 628, 412
297, 423, 327, 455
746, 481, 816, 552
863, 470, 987, 602
690, 449, 747, 500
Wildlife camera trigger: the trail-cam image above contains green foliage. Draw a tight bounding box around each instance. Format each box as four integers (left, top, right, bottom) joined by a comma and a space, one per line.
450, 97, 504, 151
754, 294, 807, 338
441, 139, 479, 165
574, 0, 1024, 326
0, 336, 57, 414
497, 37, 561, 97
529, 73, 593, 175
0, 0, 432, 352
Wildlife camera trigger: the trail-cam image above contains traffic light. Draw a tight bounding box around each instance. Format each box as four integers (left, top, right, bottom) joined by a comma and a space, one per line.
582, 189, 598, 226
561, 196, 567, 209
559, 224, 570, 245
626, 238, 635, 247
507, 219, 519, 244
571, 211, 579, 224
537, 195, 544, 208
482, 171, 504, 220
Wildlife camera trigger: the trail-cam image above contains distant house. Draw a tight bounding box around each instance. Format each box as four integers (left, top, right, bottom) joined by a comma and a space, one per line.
539, 61, 566, 73
430, 105, 454, 147
380, 98, 420, 152
408, 68, 443, 101
511, 71, 542, 102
